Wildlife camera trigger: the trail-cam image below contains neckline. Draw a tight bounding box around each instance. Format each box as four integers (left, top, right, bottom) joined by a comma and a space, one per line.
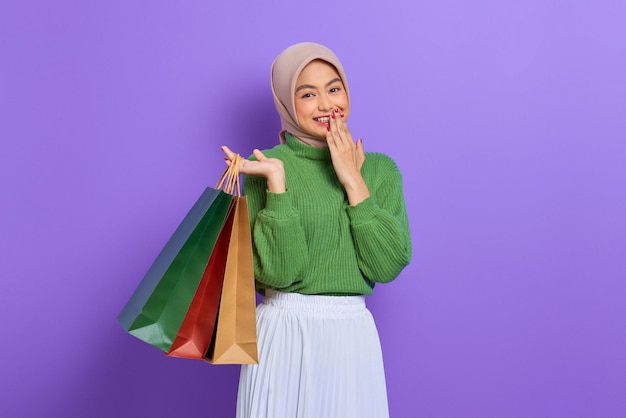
285, 133, 331, 161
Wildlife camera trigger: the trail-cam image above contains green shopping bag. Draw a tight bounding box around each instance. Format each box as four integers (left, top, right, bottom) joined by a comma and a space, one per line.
118, 185, 233, 352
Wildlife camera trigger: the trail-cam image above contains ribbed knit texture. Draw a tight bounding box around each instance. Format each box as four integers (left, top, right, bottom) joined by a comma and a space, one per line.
243, 133, 412, 295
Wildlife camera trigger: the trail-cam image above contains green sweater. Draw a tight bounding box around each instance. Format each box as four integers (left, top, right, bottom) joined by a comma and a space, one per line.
244, 133, 412, 295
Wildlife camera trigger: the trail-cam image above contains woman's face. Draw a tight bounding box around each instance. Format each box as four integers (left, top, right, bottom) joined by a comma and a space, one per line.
294, 60, 349, 145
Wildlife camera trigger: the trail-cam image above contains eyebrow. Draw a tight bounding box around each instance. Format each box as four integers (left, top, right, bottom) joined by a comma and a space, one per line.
295, 77, 342, 93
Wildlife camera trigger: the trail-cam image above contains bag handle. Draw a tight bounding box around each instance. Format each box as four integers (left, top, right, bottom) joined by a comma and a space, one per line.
215, 154, 241, 196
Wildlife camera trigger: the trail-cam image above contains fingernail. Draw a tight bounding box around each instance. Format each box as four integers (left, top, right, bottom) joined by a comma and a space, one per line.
340, 113, 345, 118
331, 113, 335, 119
334, 108, 339, 113
327, 125, 330, 131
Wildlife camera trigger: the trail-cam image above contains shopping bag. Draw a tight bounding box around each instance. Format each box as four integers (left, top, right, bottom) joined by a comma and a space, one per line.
166, 199, 236, 359
117, 174, 235, 352
205, 193, 259, 364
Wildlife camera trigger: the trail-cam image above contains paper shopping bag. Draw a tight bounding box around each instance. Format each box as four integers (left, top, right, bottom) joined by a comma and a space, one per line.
166, 199, 237, 359
205, 195, 258, 364
117, 188, 233, 352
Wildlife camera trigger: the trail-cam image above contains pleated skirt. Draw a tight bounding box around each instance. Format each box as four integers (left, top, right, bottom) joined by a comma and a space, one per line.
236, 290, 389, 418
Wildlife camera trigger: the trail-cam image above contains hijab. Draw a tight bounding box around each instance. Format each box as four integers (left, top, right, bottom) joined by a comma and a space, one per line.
271, 42, 350, 144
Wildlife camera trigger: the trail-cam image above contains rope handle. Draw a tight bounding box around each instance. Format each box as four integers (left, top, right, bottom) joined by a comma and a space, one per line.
215, 154, 241, 196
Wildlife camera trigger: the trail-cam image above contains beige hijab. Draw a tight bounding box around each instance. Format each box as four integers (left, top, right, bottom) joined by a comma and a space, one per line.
271, 42, 350, 144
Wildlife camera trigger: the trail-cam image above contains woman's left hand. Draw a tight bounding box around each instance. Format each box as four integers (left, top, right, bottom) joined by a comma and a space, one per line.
326, 108, 370, 205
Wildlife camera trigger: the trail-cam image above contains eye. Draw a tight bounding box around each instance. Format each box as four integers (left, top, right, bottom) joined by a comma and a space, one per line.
300, 92, 315, 99
329, 87, 341, 94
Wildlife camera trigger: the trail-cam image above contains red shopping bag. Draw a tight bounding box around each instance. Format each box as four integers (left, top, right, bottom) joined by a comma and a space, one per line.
166, 199, 235, 358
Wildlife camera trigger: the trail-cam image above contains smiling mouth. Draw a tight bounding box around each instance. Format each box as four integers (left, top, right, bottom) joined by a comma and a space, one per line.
313, 116, 331, 124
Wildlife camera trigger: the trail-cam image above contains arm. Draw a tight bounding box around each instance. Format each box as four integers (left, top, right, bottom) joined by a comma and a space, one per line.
244, 175, 309, 288
325, 111, 411, 281
221, 146, 309, 289
346, 159, 412, 283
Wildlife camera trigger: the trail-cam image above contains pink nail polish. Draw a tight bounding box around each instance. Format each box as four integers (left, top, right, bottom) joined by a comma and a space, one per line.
327, 124, 330, 131
331, 113, 335, 119
340, 113, 345, 118
334, 108, 339, 113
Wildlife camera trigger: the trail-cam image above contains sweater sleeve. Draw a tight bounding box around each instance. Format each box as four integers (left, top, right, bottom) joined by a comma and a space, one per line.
345, 157, 412, 283
243, 175, 309, 289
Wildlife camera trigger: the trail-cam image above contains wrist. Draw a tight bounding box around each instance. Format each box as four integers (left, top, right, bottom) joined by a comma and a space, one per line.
266, 169, 286, 194
343, 177, 370, 206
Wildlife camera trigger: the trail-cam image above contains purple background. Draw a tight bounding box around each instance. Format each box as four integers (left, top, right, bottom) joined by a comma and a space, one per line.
1, 1, 625, 417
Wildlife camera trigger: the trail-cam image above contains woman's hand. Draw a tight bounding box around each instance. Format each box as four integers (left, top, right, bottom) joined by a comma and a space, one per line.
326, 109, 370, 205
221, 146, 286, 193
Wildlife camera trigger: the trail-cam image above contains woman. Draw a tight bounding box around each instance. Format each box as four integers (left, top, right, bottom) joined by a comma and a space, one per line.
222, 42, 411, 418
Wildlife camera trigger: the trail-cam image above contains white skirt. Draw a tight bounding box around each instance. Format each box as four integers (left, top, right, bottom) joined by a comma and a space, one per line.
236, 290, 389, 418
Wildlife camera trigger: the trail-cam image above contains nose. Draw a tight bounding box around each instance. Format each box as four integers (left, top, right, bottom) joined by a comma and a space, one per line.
317, 94, 332, 112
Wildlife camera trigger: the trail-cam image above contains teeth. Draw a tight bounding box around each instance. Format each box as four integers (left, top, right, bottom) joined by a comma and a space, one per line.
316, 117, 330, 123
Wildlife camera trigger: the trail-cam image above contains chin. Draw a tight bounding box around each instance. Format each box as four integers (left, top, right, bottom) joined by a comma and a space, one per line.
303, 127, 327, 140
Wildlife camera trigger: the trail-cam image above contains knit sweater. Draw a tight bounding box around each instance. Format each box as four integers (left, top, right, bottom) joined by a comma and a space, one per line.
243, 133, 412, 295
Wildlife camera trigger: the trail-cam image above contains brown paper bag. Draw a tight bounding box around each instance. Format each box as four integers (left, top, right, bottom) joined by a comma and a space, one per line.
205, 195, 259, 364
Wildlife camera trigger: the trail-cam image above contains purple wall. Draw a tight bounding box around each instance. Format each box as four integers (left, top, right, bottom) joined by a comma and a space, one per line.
2, 1, 625, 417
